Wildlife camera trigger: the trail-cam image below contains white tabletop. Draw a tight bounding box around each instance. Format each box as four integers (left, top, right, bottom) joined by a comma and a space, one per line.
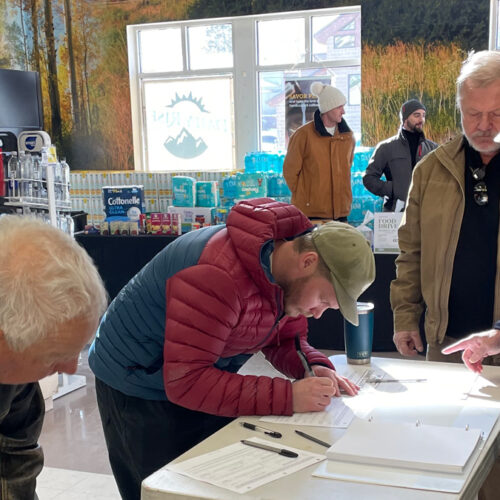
141, 355, 500, 500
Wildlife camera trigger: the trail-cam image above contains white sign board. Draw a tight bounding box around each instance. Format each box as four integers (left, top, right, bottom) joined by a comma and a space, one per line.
373, 212, 403, 253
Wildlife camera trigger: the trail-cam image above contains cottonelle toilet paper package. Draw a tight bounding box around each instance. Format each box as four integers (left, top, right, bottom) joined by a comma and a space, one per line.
102, 185, 145, 221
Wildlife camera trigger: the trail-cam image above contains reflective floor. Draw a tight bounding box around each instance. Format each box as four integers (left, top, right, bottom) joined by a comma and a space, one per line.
38, 346, 121, 499
36, 347, 401, 498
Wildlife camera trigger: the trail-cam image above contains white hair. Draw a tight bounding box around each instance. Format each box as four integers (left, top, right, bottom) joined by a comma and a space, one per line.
0, 215, 108, 351
456, 50, 500, 108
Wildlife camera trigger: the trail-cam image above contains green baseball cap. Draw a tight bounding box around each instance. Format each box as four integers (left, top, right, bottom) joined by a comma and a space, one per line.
311, 221, 375, 326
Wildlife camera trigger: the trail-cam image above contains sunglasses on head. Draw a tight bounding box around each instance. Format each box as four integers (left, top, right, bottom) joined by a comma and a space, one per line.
470, 166, 488, 206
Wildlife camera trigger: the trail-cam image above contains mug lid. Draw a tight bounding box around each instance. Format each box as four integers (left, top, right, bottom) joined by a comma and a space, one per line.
357, 302, 374, 314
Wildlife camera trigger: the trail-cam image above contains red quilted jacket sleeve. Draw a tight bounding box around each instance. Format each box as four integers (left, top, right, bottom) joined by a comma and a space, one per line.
163, 264, 295, 417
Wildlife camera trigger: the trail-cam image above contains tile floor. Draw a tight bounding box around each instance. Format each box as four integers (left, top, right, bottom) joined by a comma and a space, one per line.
37, 347, 121, 499
36, 347, 401, 499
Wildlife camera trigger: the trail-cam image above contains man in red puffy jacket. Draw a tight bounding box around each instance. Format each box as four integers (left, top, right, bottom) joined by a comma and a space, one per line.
90, 197, 375, 500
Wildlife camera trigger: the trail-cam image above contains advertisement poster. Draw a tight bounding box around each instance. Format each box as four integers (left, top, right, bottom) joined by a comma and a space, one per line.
373, 212, 404, 254
284, 77, 331, 145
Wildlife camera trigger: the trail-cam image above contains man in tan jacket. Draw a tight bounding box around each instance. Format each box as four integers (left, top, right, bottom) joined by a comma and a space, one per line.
391, 50, 500, 499
283, 82, 355, 222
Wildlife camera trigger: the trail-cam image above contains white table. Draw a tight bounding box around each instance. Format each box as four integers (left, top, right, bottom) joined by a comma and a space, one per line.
141, 355, 500, 500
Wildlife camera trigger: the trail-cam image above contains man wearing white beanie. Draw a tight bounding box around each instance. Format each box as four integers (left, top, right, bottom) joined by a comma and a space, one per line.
283, 81, 355, 221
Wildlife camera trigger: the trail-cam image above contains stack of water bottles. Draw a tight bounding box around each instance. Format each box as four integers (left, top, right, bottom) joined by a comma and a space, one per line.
244, 151, 286, 174
348, 146, 383, 225
3, 149, 71, 207
243, 151, 290, 203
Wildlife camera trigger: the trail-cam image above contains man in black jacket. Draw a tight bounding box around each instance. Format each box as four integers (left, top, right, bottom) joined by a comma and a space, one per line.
363, 99, 437, 211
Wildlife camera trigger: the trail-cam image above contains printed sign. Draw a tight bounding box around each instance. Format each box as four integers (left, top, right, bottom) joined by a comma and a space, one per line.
373, 212, 403, 253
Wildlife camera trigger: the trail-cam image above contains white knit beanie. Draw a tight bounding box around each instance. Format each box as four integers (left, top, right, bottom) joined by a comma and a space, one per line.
311, 82, 346, 113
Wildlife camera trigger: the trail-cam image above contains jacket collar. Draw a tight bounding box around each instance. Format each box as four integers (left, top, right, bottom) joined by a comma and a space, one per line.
434, 133, 466, 189
313, 109, 351, 136
398, 126, 427, 144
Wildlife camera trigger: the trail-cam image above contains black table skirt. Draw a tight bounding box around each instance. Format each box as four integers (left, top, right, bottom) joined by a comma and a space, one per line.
76, 233, 397, 352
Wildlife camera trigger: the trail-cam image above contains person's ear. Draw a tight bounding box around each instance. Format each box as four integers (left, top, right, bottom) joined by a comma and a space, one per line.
0, 329, 8, 356
300, 251, 319, 275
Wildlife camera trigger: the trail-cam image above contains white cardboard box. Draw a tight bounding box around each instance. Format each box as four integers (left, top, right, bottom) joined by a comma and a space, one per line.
167, 206, 216, 224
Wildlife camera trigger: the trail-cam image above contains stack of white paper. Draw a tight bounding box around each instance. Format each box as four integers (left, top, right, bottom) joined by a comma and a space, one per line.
326, 419, 482, 474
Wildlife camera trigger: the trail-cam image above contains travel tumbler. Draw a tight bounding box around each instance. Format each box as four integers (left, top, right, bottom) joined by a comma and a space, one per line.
344, 302, 374, 364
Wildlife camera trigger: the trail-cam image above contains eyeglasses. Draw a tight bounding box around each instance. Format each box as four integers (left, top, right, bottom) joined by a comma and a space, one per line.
470, 166, 488, 206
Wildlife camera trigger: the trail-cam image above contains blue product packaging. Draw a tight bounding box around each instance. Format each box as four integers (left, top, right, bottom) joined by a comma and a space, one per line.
172, 176, 196, 207
196, 181, 219, 207
222, 175, 237, 199
267, 175, 291, 197
214, 207, 229, 224
244, 153, 257, 173
102, 185, 145, 220
235, 173, 267, 199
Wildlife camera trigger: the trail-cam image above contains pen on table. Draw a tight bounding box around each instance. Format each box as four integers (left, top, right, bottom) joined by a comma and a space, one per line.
295, 334, 315, 377
240, 439, 298, 458
365, 378, 427, 384
295, 430, 332, 448
240, 421, 282, 438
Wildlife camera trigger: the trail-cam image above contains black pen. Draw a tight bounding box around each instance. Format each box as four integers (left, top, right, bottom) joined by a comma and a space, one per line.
295, 429, 331, 448
240, 421, 282, 438
240, 439, 298, 458
295, 334, 315, 377
365, 378, 427, 384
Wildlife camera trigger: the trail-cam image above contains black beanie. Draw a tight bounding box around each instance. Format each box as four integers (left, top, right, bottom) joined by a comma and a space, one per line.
400, 99, 426, 122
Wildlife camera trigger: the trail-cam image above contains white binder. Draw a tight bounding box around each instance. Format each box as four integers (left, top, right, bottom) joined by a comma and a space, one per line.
326, 418, 482, 474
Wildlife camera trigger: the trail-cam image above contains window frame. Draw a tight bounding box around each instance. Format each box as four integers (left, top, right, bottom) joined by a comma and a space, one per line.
127, 6, 361, 172
489, 0, 500, 49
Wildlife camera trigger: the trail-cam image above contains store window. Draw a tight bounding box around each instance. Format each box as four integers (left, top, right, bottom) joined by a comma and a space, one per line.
257, 18, 305, 66
139, 28, 183, 73
187, 24, 233, 70
348, 74, 361, 106
334, 35, 355, 49
128, 6, 361, 172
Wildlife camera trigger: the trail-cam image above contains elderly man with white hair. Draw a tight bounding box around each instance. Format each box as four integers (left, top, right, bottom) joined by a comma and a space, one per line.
391, 50, 500, 500
0, 215, 107, 499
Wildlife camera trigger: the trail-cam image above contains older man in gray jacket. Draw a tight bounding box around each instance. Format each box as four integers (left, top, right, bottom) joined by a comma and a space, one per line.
363, 99, 437, 211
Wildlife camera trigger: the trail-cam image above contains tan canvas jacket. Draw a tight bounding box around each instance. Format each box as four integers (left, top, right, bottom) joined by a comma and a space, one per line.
390, 134, 500, 346
283, 120, 355, 220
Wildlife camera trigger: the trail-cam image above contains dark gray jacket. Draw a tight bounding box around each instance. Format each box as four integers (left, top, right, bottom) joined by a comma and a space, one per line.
0, 383, 44, 498
363, 128, 437, 211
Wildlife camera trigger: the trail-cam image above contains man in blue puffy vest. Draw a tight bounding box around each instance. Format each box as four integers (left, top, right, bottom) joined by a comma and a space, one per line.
89, 197, 375, 500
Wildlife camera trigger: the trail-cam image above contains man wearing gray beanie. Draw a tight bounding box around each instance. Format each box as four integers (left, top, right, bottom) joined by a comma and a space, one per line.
283, 81, 355, 221
363, 98, 437, 211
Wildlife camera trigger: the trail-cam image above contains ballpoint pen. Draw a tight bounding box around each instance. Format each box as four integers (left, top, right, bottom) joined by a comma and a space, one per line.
365, 378, 427, 383
295, 334, 315, 377
240, 421, 282, 438
241, 439, 298, 458
295, 430, 332, 448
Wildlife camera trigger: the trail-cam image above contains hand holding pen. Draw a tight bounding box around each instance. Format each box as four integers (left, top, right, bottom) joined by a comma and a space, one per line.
295, 334, 315, 377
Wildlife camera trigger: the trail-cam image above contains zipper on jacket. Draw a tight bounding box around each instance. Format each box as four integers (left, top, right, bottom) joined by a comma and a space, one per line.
254, 289, 284, 349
